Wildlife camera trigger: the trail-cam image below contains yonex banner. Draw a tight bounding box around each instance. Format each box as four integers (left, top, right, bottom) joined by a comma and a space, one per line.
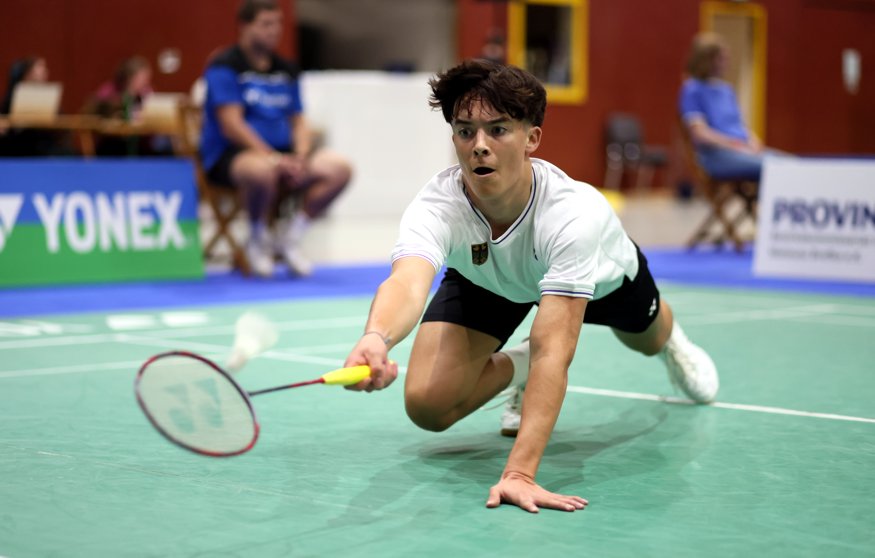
0, 160, 203, 286
754, 157, 875, 283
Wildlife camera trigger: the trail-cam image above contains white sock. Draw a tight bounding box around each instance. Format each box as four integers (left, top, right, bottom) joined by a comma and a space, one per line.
500, 339, 530, 388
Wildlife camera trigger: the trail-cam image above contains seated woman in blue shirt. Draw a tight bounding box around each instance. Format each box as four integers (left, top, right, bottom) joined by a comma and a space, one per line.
679, 32, 772, 181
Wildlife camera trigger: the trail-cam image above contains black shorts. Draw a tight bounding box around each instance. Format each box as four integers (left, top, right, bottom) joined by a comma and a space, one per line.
421, 244, 660, 348
205, 146, 292, 188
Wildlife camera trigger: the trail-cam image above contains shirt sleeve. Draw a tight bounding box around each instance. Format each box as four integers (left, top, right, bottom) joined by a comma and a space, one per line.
391, 194, 452, 272
679, 80, 704, 122
538, 214, 598, 300
205, 66, 242, 108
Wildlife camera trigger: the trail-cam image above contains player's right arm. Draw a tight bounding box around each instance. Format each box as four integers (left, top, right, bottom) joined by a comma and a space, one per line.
344, 256, 436, 392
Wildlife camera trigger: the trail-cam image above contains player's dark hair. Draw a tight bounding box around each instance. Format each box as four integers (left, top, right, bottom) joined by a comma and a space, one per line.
237, 0, 279, 23
429, 59, 546, 127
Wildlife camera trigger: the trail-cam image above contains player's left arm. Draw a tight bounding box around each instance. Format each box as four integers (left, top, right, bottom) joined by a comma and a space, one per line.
487, 294, 589, 512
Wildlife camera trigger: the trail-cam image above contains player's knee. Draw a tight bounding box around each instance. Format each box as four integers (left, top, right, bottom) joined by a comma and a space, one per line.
405, 392, 454, 432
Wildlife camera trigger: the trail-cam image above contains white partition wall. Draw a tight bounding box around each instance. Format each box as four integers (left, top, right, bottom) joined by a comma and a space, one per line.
298, 71, 456, 263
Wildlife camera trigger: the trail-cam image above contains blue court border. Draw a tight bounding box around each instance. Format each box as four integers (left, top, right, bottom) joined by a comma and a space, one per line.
0, 248, 873, 318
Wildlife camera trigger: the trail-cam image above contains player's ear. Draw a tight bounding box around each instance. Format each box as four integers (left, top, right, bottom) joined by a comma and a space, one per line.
525, 125, 542, 156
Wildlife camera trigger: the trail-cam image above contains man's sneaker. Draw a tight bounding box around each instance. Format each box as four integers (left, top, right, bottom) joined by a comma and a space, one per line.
280, 244, 313, 277
500, 385, 523, 438
277, 212, 313, 277
659, 322, 719, 403
246, 229, 275, 278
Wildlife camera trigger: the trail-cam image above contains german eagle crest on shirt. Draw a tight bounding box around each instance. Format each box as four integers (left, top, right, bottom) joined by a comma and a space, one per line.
471, 242, 488, 265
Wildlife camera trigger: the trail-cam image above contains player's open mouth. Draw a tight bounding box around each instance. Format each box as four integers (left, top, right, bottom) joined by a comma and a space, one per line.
473, 166, 495, 176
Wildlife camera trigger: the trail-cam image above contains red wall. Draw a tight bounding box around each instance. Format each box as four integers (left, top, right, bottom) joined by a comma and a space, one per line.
1, 0, 297, 114
3, 0, 873, 185
458, 0, 875, 185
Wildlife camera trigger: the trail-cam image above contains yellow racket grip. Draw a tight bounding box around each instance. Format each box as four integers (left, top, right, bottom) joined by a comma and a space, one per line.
321, 365, 371, 386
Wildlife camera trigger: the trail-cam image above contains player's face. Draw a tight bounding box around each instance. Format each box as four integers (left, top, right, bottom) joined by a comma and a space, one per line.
245, 9, 284, 52
451, 99, 541, 201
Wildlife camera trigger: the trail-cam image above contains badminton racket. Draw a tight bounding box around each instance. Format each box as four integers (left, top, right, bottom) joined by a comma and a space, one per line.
134, 351, 370, 457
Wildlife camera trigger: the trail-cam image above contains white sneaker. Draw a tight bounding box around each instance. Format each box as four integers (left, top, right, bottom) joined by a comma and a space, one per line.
497, 339, 530, 437
277, 211, 313, 277
659, 322, 719, 403
500, 386, 523, 438
246, 229, 275, 278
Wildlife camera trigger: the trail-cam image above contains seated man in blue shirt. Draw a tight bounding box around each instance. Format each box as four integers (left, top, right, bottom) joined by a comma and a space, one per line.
200, 0, 352, 277
679, 32, 773, 181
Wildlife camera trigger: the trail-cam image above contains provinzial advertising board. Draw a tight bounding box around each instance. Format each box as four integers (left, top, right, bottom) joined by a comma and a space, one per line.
0, 160, 203, 287
754, 156, 875, 283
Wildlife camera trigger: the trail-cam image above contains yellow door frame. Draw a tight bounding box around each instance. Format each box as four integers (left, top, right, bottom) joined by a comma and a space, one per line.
700, 1, 768, 139
507, 0, 588, 104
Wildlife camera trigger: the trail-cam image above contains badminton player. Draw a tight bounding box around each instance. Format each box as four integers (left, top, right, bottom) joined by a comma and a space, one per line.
343, 59, 719, 513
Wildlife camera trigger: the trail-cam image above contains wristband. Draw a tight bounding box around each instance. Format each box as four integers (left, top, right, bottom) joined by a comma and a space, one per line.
363, 331, 391, 346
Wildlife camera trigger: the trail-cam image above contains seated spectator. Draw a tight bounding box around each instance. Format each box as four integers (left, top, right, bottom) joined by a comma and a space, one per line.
200, 0, 352, 277
679, 32, 779, 181
84, 56, 170, 156
0, 56, 68, 156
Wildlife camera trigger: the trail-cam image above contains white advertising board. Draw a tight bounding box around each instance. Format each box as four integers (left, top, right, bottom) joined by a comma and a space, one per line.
753, 156, 875, 283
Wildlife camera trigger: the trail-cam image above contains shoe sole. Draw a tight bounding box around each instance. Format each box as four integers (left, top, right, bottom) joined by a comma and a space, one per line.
500, 428, 519, 438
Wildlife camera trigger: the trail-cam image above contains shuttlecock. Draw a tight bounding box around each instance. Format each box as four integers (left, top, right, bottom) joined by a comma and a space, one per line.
225, 311, 279, 373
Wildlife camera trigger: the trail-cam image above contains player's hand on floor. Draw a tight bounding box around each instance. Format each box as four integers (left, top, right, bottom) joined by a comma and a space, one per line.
486, 471, 588, 513
343, 334, 398, 392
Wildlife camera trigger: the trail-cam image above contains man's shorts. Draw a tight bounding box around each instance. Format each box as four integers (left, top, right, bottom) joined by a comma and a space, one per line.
421, 243, 660, 348
205, 146, 292, 188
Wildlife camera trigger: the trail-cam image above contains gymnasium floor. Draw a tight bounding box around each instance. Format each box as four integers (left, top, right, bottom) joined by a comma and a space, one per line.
1, 250, 873, 557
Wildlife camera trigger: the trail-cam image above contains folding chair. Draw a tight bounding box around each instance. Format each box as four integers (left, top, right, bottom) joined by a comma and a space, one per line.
678, 116, 759, 252
176, 101, 252, 275
603, 113, 668, 192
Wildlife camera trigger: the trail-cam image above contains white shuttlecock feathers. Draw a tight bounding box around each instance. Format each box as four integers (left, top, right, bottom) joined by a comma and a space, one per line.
225, 311, 279, 373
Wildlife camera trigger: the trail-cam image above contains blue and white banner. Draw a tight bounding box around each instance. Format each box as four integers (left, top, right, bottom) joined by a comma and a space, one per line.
754, 156, 875, 283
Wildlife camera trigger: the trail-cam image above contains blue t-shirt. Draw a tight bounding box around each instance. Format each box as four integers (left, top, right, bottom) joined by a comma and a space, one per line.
678, 78, 748, 142
200, 46, 303, 170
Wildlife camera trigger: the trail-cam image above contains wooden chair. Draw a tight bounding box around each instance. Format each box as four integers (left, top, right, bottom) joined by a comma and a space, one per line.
678, 117, 759, 252
176, 101, 251, 274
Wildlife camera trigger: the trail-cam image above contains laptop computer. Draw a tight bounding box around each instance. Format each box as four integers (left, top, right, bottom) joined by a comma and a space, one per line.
140, 92, 183, 127
9, 82, 63, 122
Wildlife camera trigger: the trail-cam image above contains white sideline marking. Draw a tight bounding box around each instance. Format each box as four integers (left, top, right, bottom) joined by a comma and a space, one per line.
566, 386, 875, 424
0, 316, 363, 350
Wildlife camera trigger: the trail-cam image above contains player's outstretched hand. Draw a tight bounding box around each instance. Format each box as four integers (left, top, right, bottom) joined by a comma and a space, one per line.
486, 471, 588, 513
343, 333, 398, 392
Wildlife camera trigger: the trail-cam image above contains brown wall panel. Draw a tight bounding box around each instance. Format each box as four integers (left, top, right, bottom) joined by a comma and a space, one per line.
457, 0, 875, 186
1, 0, 297, 113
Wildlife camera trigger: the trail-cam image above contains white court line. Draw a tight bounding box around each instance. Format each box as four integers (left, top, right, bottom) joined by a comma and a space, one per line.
0, 316, 363, 351
0, 360, 145, 378
566, 386, 875, 424
2, 344, 871, 425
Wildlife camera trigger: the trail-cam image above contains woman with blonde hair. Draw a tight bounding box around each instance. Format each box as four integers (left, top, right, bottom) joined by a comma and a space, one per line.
679, 32, 775, 180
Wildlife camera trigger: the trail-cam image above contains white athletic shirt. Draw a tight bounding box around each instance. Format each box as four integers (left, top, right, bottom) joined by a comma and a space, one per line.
391, 158, 639, 303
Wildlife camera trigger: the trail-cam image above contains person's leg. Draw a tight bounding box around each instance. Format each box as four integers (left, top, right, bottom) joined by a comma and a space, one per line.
404, 322, 515, 432
276, 148, 352, 276
404, 269, 534, 432
698, 146, 763, 181
228, 150, 282, 276
612, 298, 672, 356
298, 148, 352, 218
585, 244, 718, 402
229, 149, 282, 226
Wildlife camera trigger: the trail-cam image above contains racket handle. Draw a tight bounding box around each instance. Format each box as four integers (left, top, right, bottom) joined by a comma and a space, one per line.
321, 365, 371, 386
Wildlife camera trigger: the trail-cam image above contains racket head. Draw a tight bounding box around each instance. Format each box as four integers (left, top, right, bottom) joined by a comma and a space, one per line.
135, 351, 259, 457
